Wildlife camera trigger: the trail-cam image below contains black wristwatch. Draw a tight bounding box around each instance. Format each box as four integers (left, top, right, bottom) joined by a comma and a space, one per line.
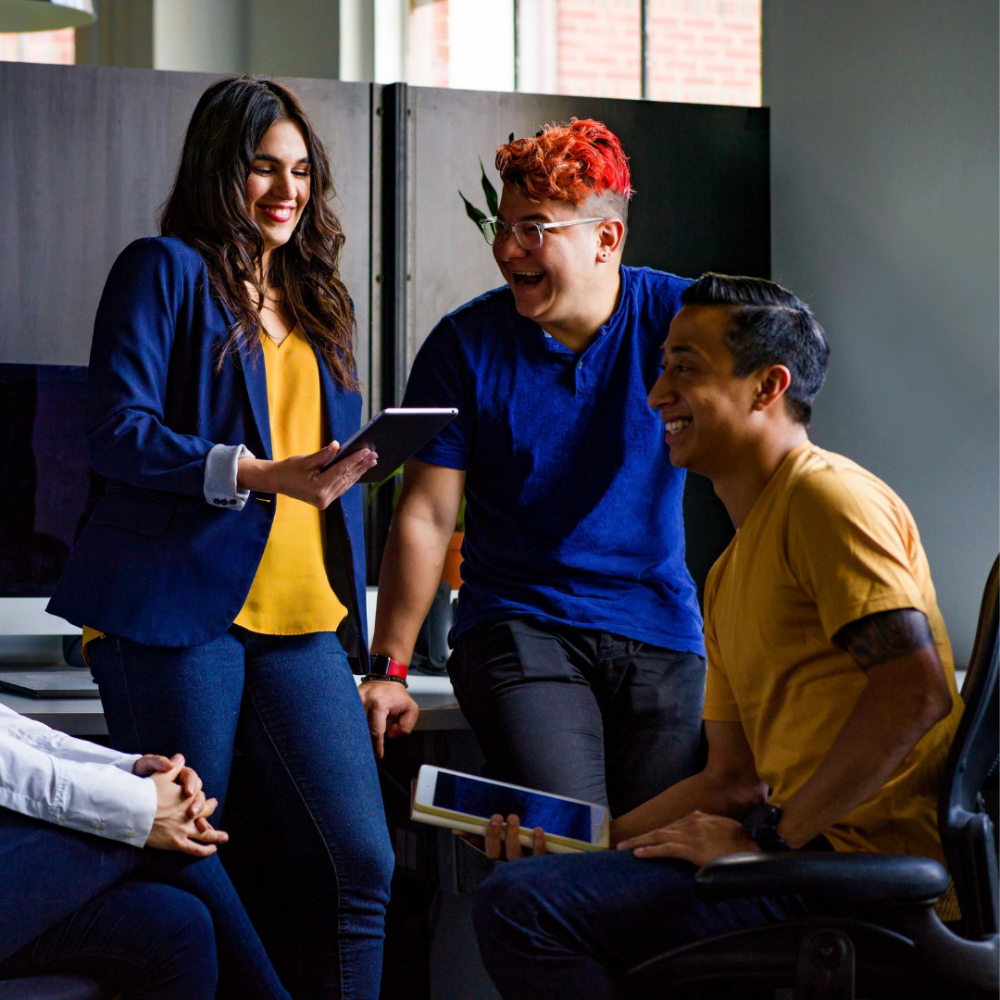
363, 653, 409, 687
741, 804, 792, 852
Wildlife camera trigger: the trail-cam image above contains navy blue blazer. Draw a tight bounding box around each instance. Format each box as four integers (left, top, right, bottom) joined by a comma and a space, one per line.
48, 237, 369, 663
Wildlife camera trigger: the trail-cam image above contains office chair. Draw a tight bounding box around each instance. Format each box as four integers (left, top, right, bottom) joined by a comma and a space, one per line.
623, 556, 999, 1000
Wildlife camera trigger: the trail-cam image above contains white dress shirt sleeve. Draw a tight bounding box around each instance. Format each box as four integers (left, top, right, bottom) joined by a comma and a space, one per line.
0, 703, 156, 847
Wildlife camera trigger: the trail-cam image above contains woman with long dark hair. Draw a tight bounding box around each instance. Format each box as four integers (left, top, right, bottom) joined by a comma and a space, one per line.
49, 76, 405, 999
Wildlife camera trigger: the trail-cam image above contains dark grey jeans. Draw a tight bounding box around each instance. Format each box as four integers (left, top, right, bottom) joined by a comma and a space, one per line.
447, 618, 706, 817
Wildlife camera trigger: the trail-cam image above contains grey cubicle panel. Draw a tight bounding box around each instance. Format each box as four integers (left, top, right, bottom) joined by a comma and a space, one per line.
0, 62, 374, 410
402, 86, 770, 597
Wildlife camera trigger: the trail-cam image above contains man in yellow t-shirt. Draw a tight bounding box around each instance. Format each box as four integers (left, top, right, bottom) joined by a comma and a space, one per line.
470, 273, 963, 1000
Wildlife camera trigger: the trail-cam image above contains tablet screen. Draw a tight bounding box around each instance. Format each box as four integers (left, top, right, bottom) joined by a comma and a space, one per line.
432, 772, 595, 843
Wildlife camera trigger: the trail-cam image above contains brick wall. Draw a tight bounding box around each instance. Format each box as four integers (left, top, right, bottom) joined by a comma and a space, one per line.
408, 0, 450, 88
405, 0, 760, 106
556, 0, 642, 100
0, 28, 75, 64
553, 0, 761, 105
647, 0, 760, 106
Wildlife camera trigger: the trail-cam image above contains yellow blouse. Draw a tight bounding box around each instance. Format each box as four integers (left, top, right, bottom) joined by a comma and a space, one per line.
234, 327, 347, 634
81, 326, 347, 655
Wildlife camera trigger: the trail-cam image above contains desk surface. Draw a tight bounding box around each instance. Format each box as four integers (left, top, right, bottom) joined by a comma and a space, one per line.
0, 671, 467, 737
0, 590, 469, 735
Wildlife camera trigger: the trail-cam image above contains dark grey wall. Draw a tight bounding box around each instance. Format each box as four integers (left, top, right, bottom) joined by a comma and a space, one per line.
764, 0, 999, 664
0, 63, 374, 406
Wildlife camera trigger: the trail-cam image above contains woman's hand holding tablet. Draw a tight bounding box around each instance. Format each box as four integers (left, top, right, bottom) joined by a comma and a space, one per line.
318, 408, 458, 480
238, 407, 457, 508
236, 441, 378, 509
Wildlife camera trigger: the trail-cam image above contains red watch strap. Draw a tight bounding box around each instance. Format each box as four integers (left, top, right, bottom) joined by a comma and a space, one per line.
386, 658, 408, 680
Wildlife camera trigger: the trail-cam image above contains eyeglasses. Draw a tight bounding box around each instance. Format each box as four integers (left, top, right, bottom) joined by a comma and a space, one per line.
478, 216, 605, 250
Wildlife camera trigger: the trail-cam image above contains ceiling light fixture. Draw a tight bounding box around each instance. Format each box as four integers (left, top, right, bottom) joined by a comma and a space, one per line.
0, 0, 96, 33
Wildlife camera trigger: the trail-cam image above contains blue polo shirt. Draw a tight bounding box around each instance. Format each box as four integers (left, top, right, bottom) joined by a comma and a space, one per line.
403, 265, 705, 655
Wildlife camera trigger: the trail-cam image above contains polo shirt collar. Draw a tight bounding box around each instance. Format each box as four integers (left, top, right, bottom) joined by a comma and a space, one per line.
534, 265, 630, 357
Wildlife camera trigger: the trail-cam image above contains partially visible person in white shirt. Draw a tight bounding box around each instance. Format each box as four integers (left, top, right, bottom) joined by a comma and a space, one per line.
0, 702, 290, 1000
0, 700, 217, 849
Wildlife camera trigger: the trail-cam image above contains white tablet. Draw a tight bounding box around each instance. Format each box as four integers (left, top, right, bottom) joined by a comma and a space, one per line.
411, 765, 610, 854
319, 407, 458, 482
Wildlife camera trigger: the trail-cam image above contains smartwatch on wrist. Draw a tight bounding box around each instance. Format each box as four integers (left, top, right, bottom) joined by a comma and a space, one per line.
366, 653, 408, 682
741, 804, 792, 852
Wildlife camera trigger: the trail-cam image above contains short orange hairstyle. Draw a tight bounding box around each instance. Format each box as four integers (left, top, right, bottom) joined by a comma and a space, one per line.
495, 118, 634, 210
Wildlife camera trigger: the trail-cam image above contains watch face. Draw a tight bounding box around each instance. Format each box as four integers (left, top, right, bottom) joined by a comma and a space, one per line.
369, 654, 391, 675
743, 804, 778, 839
742, 804, 789, 851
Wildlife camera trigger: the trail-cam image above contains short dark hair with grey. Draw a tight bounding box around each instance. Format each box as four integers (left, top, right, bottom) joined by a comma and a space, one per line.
680, 273, 830, 426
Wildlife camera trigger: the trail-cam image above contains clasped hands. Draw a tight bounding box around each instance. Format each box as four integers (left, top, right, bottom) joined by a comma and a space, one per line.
456, 809, 758, 866
132, 753, 229, 857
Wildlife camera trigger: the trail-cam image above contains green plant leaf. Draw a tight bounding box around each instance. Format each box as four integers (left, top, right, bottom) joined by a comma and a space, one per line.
368, 466, 403, 497
459, 190, 487, 227
368, 465, 464, 531
509, 132, 515, 142
479, 158, 499, 216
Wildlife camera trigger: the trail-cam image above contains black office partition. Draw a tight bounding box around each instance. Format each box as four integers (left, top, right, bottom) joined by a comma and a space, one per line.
0, 63, 375, 402
396, 85, 770, 594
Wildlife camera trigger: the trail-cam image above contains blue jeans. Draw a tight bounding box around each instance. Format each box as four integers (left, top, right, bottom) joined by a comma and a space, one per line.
89, 627, 395, 1000
0, 808, 289, 999
473, 850, 808, 999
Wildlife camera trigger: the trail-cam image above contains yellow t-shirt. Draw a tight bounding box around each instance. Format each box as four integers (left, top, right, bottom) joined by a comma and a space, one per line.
703, 442, 963, 864
233, 327, 347, 635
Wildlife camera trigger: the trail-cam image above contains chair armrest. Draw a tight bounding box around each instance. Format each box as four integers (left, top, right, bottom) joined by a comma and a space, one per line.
694, 851, 950, 905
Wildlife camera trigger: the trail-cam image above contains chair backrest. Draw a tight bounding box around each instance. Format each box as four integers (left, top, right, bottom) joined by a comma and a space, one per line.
938, 555, 999, 936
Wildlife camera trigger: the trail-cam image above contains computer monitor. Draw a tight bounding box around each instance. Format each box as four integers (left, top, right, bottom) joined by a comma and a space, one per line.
0, 363, 98, 636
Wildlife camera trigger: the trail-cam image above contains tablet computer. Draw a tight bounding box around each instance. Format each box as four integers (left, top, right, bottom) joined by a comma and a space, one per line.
319, 407, 458, 482
410, 765, 610, 854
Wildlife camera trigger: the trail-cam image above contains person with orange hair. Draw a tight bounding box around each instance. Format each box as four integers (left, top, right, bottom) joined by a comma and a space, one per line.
370, 120, 705, 818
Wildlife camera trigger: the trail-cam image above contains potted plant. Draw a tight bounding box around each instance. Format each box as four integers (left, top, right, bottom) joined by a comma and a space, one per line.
459, 156, 501, 230
458, 145, 510, 232
441, 494, 466, 591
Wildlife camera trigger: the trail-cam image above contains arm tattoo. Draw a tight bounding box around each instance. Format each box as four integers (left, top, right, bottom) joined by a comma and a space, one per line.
835, 608, 935, 669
